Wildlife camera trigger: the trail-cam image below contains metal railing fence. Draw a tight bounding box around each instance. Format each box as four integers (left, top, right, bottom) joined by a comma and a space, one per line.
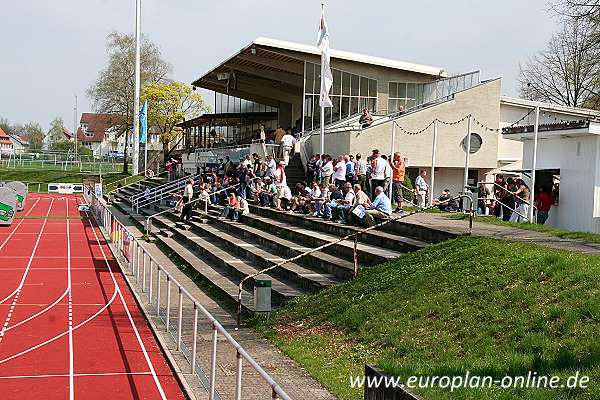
87, 196, 292, 400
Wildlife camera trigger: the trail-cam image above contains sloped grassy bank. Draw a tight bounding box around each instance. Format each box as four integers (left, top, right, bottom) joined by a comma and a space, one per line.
252, 236, 600, 400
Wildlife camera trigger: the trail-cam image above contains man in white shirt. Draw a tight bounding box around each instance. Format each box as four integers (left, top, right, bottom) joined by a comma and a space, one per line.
333, 155, 347, 188
281, 132, 297, 165
332, 182, 356, 223
369, 149, 386, 199
320, 156, 334, 186
263, 154, 276, 178
180, 178, 195, 222
414, 170, 429, 208
355, 153, 368, 193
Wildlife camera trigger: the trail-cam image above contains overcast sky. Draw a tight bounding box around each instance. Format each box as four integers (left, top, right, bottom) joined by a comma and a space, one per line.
1, 0, 560, 131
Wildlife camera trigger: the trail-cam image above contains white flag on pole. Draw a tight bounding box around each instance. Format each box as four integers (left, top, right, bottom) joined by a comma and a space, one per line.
317, 8, 333, 108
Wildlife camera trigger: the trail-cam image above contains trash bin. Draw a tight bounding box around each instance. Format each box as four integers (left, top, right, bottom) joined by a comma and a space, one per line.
464, 187, 478, 212
254, 279, 272, 312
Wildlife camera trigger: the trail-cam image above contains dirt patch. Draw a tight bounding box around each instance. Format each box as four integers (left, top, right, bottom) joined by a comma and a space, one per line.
274, 320, 342, 341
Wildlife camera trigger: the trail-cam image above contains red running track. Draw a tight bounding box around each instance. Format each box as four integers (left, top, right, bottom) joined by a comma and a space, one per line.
0, 193, 186, 400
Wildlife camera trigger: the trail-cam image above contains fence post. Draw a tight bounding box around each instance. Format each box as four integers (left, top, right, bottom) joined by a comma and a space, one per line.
209, 323, 218, 400
353, 234, 359, 277
191, 304, 198, 374
235, 350, 243, 400
166, 277, 171, 332
177, 289, 183, 351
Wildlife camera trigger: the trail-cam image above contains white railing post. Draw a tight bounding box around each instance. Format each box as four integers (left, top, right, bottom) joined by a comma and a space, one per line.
156, 269, 161, 316
165, 277, 171, 332
209, 323, 218, 400
177, 289, 183, 351
235, 351, 243, 400
191, 304, 198, 374
148, 259, 153, 304
142, 253, 147, 292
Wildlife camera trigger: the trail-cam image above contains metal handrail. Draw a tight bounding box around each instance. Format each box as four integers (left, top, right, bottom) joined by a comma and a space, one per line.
87, 196, 292, 400
131, 173, 193, 202
106, 170, 166, 195
144, 178, 260, 236
477, 197, 531, 221
133, 173, 202, 212
235, 194, 475, 326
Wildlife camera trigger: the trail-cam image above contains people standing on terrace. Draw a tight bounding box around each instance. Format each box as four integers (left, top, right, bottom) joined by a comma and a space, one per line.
414, 170, 429, 208
180, 178, 195, 223
345, 155, 355, 185
273, 161, 287, 211
355, 153, 367, 193
509, 179, 530, 223
281, 130, 297, 165
359, 108, 373, 128
390, 152, 406, 213
307, 154, 319, 184
320, 155, 334, 186
536, 185, 555, 225
333, 155, 346, 188
263, 154, 276, 179
369, 149, 386, 199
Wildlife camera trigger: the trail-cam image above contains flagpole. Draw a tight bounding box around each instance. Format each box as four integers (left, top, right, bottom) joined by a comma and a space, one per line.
132, 0, 141, 175
319, 3, 326, 156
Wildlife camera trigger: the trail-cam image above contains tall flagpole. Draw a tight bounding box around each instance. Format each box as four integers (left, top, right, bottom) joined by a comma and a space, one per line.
132, 0, 141, 175
319, 3, 325, 156
529, 106, 540, 223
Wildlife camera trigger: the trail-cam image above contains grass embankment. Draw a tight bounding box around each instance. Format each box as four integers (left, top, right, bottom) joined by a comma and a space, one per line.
450, 214, 600, 243
0, 168, 132, 193
253, 236, 600, 400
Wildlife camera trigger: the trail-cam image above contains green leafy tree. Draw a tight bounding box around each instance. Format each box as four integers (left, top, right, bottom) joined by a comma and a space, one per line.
25, 122, 45, 151
141, 81, 209, 161
87, 31, 171, 173
47, 117, 66, 149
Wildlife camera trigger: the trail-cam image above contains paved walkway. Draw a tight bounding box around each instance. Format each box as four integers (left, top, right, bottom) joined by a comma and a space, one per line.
107, 205, 335, 400
406, 213, 600, 256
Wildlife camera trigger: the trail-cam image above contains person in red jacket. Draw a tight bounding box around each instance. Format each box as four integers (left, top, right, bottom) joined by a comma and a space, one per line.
535, 185, 555, 225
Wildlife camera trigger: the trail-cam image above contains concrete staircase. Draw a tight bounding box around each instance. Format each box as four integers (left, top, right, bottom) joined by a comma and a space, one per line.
285, 153, 306, 187
107, 177, 456, 313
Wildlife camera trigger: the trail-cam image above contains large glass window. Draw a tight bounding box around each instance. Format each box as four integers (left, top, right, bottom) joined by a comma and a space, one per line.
387, 82, 425, 114
303, 62, 378, 131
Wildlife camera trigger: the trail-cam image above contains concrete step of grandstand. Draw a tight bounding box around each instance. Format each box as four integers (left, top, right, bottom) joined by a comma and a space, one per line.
284, 153, 306, 187
200, 210, 354, 281
158, 209, 343, 292
207, 205, 404, 266
151, 213, 307, 306
246, 204, 444, 253
154, 233, 256, 313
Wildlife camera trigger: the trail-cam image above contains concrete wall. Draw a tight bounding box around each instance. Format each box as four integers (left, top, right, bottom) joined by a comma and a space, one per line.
521, 134, 600, 233
347, 79, 502, 169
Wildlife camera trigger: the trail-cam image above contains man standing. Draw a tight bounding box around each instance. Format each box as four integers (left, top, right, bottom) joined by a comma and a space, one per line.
369, 150, 386, 199
320, 155, 334, 185
263, 154, 276, 179
281, 130, 297, 165
274, 126, 286, 157
180, 178, 195, 223
355, 153, 367, 193
345, 155, 355, 185
333, 155, 346, 188
390, 152, 406, 213
414, 170, 429, 208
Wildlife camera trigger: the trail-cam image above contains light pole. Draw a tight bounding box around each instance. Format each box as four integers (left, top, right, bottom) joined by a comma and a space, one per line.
132, 0, 141, 175
74, 94, 78, 162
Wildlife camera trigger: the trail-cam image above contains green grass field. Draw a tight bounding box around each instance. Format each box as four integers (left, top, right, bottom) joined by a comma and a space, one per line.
451, 214, 600, 243
253, 236, 600, 400
0, 168, 132, 193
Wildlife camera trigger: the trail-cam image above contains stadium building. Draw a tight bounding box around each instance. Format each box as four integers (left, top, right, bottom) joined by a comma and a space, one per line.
179, 37, 600, 231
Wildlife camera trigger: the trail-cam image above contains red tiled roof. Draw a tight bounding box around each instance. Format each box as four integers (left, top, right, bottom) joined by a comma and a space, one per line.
76, 113, 124, 142
0, 127, 11, 145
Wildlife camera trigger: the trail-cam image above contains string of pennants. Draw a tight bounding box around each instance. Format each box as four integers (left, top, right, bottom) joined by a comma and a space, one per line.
391, 109, 533, 136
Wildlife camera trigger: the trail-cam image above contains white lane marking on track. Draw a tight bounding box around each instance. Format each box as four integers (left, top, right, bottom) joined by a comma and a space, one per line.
67, 199, 74, 400
0, 289, 68, 334
0, 198, 55, 305
0, 371, 152, 379
85, 212, 168, 400
0, 291, 21, 342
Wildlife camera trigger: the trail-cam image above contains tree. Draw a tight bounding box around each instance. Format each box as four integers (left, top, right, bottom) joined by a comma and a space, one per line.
518, 17, 600, 109
0, 117, 12, 135
47, 117, 66, 149
142, 81, 209, 162
25, 122, 45, 151
87, 31, 171, 173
